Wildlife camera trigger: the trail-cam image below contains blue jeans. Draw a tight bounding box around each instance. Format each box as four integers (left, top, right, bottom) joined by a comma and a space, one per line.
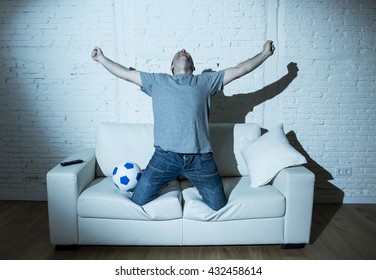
132, 147, 227, 211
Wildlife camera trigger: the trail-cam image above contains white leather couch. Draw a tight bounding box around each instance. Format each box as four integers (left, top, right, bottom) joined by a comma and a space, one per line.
47, 122, 315, 248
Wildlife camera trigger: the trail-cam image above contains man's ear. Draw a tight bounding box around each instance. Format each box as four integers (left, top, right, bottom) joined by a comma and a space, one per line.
170, 66, 174, 74
192, 66, 195, 72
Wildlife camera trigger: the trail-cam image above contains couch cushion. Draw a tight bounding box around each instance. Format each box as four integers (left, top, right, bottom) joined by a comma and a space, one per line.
78, 178, 182, 221
182, 177, 285, 221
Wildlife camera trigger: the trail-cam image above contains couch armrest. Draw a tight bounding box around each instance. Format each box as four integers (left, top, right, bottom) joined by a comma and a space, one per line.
272, 166, 315, 244
46, 148, 96, 245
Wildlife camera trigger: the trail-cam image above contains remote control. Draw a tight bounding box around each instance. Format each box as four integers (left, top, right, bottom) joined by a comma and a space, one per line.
60, 159, 84, 166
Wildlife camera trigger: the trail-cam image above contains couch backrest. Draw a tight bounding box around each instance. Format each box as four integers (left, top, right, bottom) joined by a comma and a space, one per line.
95, 122, 260, 177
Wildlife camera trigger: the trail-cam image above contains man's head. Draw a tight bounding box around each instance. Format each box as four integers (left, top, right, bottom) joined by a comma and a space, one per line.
170, 49, 195, 75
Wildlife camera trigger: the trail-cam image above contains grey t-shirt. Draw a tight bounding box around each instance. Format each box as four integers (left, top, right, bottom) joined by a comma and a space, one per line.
140, 70, 224, 153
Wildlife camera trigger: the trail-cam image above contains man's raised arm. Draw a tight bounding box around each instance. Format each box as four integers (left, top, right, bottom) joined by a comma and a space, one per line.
223, 40, 275, 86
91, 47, 142, 87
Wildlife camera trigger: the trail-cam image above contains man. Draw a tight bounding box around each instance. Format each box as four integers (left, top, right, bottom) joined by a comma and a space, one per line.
91, 40, 275, 211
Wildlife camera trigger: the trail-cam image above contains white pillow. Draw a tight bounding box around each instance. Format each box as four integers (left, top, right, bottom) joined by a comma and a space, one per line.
239, 124, 307, 188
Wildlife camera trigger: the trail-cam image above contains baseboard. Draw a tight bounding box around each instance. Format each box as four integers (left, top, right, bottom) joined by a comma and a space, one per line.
314, 194, 376, 204
0, 190, 47, 201
342, 196, 376, 204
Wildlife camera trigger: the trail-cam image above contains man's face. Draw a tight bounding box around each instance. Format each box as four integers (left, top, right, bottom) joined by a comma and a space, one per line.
171, 49, 195, 74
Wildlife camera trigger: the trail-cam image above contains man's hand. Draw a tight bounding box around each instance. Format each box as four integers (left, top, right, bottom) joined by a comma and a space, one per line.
91, 47, 104, 63
262, 40, 275, 57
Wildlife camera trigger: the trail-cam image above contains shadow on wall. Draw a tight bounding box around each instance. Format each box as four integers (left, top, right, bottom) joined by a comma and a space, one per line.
286, 131, 344, 203
210, 62, 299, 123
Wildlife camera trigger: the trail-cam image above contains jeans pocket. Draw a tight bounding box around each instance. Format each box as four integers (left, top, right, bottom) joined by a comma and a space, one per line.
200, 152, 213, 161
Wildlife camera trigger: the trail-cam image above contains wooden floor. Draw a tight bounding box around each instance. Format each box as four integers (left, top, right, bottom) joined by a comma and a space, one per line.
0, 201, 375, 260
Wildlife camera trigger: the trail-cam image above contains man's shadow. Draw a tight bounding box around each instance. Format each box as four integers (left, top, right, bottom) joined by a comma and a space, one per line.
209, 62, 299, 123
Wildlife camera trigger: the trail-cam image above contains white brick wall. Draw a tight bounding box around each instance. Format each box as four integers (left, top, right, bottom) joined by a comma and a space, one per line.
0, 0, 375, 202
0, 0, 118, 199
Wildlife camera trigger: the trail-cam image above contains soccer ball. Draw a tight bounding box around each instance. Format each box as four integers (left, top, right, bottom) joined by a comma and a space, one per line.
112, 162, 142, 191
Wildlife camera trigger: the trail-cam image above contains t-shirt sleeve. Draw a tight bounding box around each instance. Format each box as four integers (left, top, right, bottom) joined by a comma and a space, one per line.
140, 72, 154, 97
208, 70, 225, 95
